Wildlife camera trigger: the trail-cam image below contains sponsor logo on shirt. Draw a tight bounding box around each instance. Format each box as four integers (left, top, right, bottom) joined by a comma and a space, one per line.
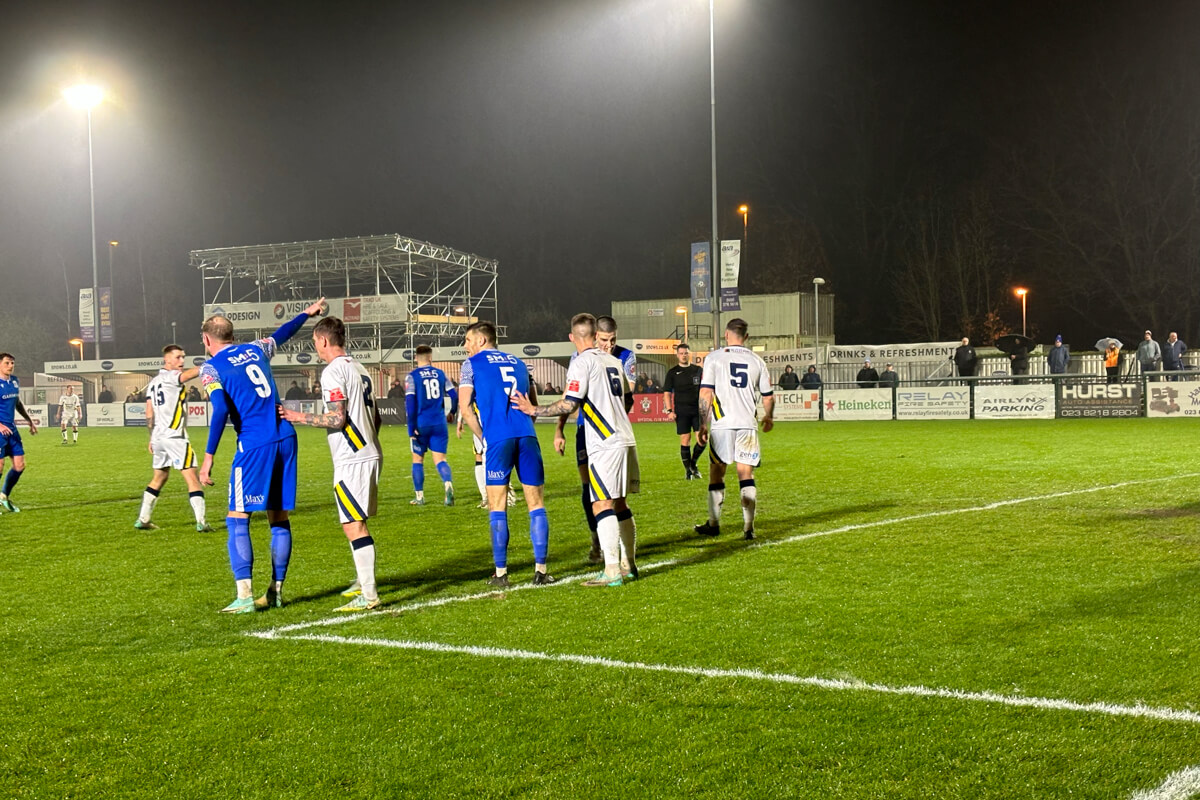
328, 388, 346, 402
568, 380, 580, 392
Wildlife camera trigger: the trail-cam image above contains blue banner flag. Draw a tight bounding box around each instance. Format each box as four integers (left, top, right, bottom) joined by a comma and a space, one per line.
690, 242, 712, 313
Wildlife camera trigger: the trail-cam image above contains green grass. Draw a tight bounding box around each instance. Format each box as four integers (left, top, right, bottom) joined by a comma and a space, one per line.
4, 420, 1200, 798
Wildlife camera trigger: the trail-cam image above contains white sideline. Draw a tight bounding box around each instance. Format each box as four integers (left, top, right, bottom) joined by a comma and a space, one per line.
1129, 765, 1200, 799
262, 631, 1200, 727
256, 471, 1200, 639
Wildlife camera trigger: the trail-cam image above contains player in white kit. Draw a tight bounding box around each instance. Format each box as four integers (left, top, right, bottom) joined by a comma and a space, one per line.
134, 345, 212, 531
513, 313, 639, 586
58, 385, 81, 444
281, 316, 383, 611
694, 318, 774, 541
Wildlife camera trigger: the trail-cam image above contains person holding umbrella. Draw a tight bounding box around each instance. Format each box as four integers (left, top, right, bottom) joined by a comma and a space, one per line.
995, 333, 1035, 383
1096, 338, 1123, 384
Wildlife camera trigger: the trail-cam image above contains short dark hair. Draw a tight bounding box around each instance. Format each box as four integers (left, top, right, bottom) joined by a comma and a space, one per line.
676, 343, 689, 351
313, 316, 346, 347
571, 313, 597, 338
596, 315, 617, 333
163, 344, 182, 356
725, 318, 749, 339
414, 344, 433, 358
466, 320, 497, 345
201, 316, 234, 343
0, 352, 14, 362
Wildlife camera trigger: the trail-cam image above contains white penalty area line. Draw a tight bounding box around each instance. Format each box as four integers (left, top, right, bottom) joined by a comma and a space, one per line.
253, 471, 1200, 640
1129, 765, 1200, 800
259, 631, 1200, 728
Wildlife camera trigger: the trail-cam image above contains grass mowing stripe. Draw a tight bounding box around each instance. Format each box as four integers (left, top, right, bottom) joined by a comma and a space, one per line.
758, 471, 1200, 548
1129, 765, 1200, 800
254, 471, 1200, 638
269, 632, 1200, 726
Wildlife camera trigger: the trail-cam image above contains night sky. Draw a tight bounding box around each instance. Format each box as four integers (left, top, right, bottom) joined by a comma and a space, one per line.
3, 0, 1200, 365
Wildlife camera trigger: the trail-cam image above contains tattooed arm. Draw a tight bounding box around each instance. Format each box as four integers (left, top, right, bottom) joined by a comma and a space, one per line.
281, 400, 346, 431
697, 387, 713, 446
511, 391, 578, 418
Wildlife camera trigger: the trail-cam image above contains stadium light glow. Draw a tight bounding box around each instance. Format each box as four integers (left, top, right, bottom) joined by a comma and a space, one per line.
675, 305, 689, 343
62, 84, 104, 110
68, 338, 84, 360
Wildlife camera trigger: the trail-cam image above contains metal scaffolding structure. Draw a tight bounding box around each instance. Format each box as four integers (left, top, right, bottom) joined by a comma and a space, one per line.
190, 234, 502, 357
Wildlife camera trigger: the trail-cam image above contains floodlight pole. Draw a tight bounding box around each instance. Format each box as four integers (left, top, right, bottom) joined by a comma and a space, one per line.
86, 108, 101, 359
813, 278, 825, 369
709, 0, 721, 350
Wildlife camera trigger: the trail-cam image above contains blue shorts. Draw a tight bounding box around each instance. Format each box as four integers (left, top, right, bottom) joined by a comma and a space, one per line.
485, 436, 544, 487
575, 425, 588, 466
0, 429, 23, 459
410, 427, 449, 457
228, 436, 298, 513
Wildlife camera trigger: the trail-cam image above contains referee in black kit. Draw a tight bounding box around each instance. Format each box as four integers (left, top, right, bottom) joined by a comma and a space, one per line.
664, 342, 705, 480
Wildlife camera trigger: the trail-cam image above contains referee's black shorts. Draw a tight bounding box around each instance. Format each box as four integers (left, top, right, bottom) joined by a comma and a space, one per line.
674, 406, 701, 435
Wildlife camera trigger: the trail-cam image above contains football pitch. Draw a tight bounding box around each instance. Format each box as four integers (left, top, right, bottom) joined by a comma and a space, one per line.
4, 419, 1200, 799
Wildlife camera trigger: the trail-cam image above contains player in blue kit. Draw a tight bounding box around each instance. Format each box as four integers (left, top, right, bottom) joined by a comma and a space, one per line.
0, 353, 39, 513
198, 298, 326, 613
405, 345, 458, 506
554, 315, 634, 562
458, 321, 554, 587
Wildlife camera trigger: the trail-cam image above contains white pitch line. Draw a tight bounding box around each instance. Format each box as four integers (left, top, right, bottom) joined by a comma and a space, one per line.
253, 472, 1200, 639
1129, 765, 1200, 800
267, 632, 1200, 727
757, 471, 1200, 548
253, 559, 682, 638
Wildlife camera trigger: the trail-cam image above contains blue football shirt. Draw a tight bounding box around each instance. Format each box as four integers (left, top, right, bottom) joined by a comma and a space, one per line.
460, 348, 535, 443
201, 339, 295, 450
0, 375, 19, 428
405, 365, 454, 430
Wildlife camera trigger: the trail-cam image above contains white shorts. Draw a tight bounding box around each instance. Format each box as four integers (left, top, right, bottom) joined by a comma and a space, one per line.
710, 428, 761, 467
586, 445, 640, 502
61, 413, 80, 426
333, 458, 380, 524
151, 435, 197, 471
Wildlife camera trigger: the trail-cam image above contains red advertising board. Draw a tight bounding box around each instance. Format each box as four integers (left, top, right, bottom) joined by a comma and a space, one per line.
628, 393, 673, 423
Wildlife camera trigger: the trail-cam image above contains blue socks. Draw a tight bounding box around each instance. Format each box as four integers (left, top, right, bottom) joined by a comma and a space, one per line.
270, 522, 292, 582
490, 511, 509, 569
226, 516, 253, 580
2, 468, 22, 496
412, 462, 425, 492
529, 508, 549, 563
436, 461, 453, 483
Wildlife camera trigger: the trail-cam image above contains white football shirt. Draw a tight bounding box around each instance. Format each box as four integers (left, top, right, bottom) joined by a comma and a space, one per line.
147, 369, 188, 438
700, 345, 773, 430
565, 348, 635, 452
321, 355, 381, 465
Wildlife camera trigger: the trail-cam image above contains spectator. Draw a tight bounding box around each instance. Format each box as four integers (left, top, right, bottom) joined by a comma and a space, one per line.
98, 384, 114, 403
1164, 332, 1187, 380
878, 363, 899, 389
186, 385, 202, 402
387, 378, 404, 399
800, 365, 822, 390
643, 376, 662, 393
309, 384, 322, 400
856, 358, 879, 388
778, 365, 801, 390
1047, 334, 1070, 375
284, 380, 304, 400
543, 382, 555, 395
1009, 342, 1030, 381
953, 337, 978, 377
1136, 330, 1162, 380
125, 388, 139, 403
1105, 339, 1121, 384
